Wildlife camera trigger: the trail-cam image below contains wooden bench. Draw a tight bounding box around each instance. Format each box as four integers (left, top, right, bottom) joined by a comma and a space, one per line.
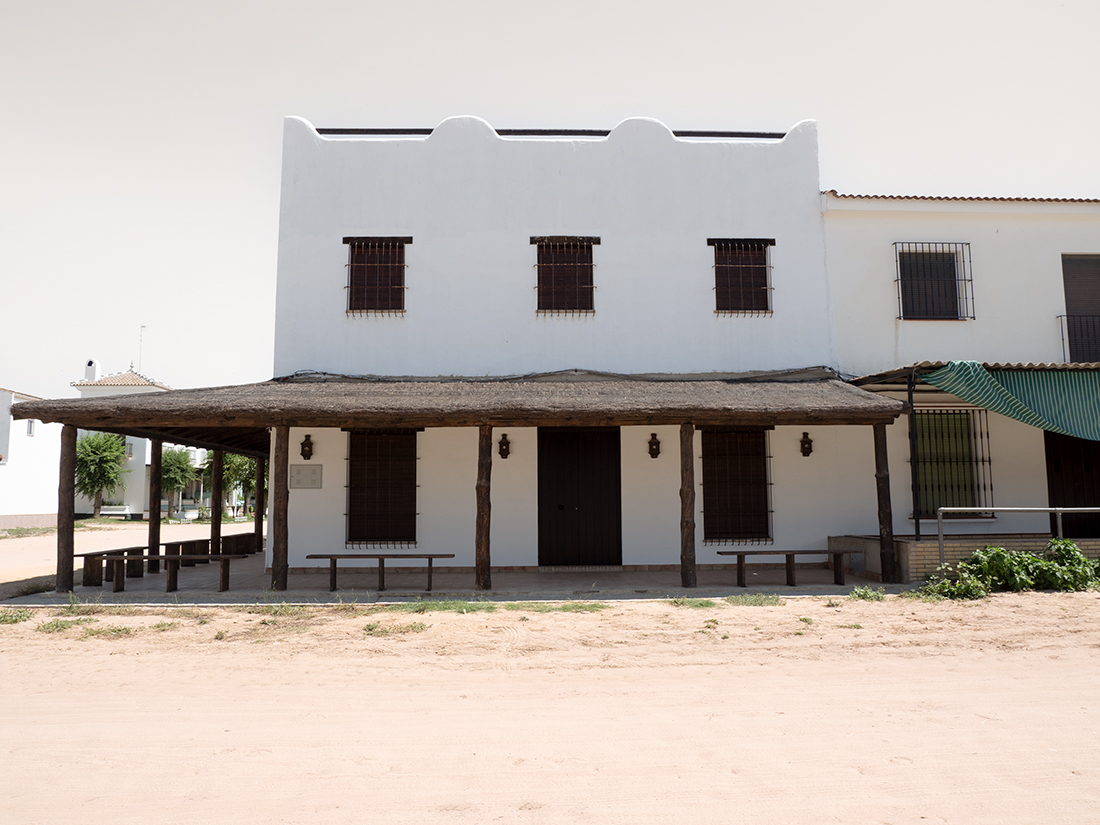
100, 552, 248, 593
716, 549, 852, 587
305, 553, 456, 592
77, 546, 147, 587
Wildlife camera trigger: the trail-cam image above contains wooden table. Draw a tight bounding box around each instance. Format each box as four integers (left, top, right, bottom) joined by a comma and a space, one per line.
716, 549, 852, 587
305, 553, 456, 592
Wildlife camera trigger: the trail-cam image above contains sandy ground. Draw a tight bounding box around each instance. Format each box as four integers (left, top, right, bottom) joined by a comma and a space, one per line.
2, 590, 1099, 824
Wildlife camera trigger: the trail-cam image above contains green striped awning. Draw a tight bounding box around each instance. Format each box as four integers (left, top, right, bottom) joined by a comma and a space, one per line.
923, 361, 1100, 441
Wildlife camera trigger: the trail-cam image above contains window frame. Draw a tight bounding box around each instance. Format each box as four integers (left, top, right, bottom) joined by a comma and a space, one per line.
343, 236, 412, 315
894, 242, 974, 320
911, 408, 994, 519
531, 236, 599, 314
345, 429, 419, 546
701, 427, 773, 545
708, 238, 774, 315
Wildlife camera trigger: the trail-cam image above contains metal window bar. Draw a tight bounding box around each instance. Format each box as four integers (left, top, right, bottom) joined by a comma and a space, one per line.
936, 506, 1100, 566
345, 430, 418, 544
345, 239, 407, 315
1057, 315, 1100, 362
709, 239, 774, 315
911, 409, 993, 519
532, 237, 597, 314
700, 428, 773, 545
894, 242, 974, 320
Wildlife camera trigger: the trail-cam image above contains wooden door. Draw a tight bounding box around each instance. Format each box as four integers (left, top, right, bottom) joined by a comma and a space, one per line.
538, 427, 622, 566
1045, 430, 1100, 538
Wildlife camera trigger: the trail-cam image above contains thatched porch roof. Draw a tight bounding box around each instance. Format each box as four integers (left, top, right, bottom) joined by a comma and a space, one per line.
11, 368, 905, 456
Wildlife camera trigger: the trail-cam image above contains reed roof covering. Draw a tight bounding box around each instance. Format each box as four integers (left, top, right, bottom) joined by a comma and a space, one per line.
11, 371, 905, 456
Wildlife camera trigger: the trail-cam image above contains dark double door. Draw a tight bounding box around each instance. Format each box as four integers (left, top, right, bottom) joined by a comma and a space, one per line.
1045, 430, 1100, 538
538, 427, 622, 566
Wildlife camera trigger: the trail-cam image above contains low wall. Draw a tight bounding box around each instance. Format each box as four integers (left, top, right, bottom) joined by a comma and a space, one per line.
0, 513, 57, 529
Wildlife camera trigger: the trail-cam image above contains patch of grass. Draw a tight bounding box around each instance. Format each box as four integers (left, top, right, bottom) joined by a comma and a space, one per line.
668, 597, 718, 609
387, 599, 497, 614
798, 616, 813, 624
364, 621, 428, 637
848, 585, 886, 602
840, 623, 863, 629
503, 601, 610, 614
0, 607, 34, 624
724, 593, 783, 607
54, 594, 137, 617
37, 617, 96, 633
214, 631, 226, 640
259, 618, 278, 626
150, 621, 179, 632
245, 603, 309, 617
82, 624, 134, 639
824, 598, 840, 608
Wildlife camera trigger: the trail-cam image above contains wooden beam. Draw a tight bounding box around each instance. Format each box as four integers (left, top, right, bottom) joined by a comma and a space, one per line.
679, 423, 697, 588
254, 457, 265, 555
873, 423, 897, 584
475, 424, 492, 590
271, 427, 289, 590
210, 449, 223, 555
148, 440, 163, 573
56, 425, 77, 592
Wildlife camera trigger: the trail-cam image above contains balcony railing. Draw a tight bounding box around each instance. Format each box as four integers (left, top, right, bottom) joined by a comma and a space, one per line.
1058, 315, 1100, 362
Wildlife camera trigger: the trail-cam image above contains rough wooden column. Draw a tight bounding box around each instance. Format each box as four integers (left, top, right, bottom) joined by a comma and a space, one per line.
679, 423, 697, 588
271, 427, 290, 590
254, 457, 265, 554
210, 449, 224, 555
147, 440, 163, 573
56, 425, 77, 592
873, 423, 897, 584
475, 424, 493, 591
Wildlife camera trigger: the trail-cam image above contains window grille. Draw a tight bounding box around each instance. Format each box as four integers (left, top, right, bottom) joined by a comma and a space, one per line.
894, 242, 974, 320
343, 237, 411, 315
346, 429, 417, 545
531, 236, 598, 313
911, 409, 993, 519
701, 428, 772, 544
708, 238, 774, 315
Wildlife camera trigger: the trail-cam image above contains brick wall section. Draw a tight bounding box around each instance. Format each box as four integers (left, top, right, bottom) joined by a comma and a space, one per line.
831, 534, 1100, 583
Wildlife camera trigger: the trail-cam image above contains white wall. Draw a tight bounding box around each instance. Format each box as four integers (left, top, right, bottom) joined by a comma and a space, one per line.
0, 390, 62, 525
825, 195, 1100, 377
274, 116, 832, 379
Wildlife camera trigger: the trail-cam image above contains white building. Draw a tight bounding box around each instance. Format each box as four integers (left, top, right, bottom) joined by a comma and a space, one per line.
0, 387, 61, 528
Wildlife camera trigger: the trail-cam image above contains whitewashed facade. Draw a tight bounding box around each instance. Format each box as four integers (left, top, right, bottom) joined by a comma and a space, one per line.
0, 388, 61, 528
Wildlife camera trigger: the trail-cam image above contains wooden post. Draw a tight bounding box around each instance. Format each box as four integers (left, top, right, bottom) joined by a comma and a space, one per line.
210, 449, 223, 555
873, 423, 897, 584
271, 426, 290, 591
475, 424, 492, 591
679, 423, 697, 588
253, 457, 265, 555
148, 440, 162, 573
56, 425, 77, 592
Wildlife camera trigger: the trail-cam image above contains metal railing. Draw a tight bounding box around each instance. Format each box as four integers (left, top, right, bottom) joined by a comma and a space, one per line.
1057, 315, 1100, 362
936, 506, 1100, 565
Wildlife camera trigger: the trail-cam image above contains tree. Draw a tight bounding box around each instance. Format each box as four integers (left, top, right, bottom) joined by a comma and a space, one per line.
161, 447, 197, 520
202, 452, 258, 517
75, 432, 129, 518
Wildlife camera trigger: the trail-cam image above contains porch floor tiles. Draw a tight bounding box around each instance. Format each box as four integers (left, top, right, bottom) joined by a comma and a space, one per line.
12, 552, 904, 605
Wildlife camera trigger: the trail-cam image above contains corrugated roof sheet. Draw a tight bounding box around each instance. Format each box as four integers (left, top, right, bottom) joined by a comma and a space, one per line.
824, 189, 1100, 204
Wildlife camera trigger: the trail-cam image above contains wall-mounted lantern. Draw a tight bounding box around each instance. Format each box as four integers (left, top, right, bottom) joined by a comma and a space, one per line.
498, 433, 511, 459
648, 433, 661, 459
799, 432, 813, 457
300, 434, 314, 460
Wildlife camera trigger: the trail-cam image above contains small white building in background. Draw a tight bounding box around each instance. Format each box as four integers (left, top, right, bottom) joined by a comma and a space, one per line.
0, 387, 61, 528
72, 359, 171, 519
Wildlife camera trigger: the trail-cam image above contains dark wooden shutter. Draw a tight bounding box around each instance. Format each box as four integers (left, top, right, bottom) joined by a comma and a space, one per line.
712, 241, 770, 312
536, 240, 594, 311
1061, 256, 1100, 362
347, 430, 416, 543
347, 240, 406, 312
701, 429, 769, 541
898, 251, 959, 319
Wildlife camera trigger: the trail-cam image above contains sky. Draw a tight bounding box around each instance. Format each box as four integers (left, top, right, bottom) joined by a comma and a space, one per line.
3, 0, 1098, 399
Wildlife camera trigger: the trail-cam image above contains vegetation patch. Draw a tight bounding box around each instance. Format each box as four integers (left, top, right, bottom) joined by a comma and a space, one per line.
921, 539, 1100, 600
668, 597, 718, 609
37, 617, 96, 633
150, 621, 179, 632
82, 624, 134, 639
244, 603, 310, 617
848, 586, 886, 602
0, 607, 34, 624
364, 621, 428, 636
385, 599, 497, 614
724, 593, 783, 607
503, 601, 610, 613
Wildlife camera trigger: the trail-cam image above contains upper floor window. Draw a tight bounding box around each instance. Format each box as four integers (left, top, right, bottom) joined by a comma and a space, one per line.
343, 237, 411, 314
894, 242, 974, 320
1060, 255, 1100, 362
531, 236, 598, 313
708, 238, 774, 314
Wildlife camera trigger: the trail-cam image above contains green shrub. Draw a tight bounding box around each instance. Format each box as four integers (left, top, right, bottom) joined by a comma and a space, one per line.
921, 539, 1099, 600
848, 585, 885, 601
0, 608, 34, 624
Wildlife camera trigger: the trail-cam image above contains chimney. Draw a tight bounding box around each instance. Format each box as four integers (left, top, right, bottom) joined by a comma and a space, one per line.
84, 358, 100, 382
